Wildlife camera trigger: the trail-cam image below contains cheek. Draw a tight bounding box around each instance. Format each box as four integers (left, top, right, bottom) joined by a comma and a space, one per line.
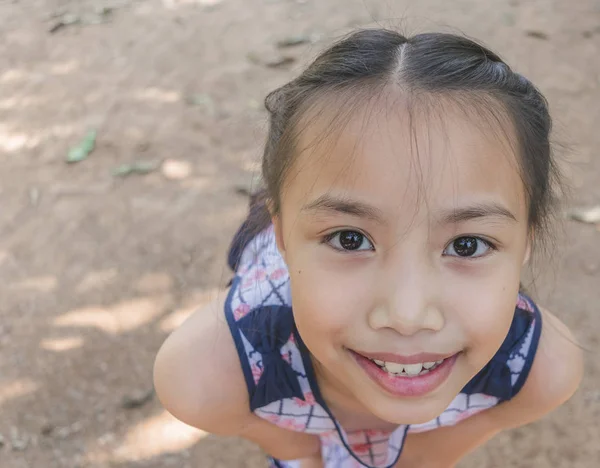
287, 252, 373, 346
448, 269, 519, 362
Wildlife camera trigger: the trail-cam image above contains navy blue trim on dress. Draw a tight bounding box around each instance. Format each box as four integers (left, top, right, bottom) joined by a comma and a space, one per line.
268, 457, 286, 468
224, 276, 257, 409
236, 304, 305, 409
459, 296, 542, 401
293, 324, 408, 468
511, 298, 543, 396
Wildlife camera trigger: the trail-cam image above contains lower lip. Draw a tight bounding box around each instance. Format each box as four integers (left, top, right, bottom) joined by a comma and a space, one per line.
351, 351, 458, 398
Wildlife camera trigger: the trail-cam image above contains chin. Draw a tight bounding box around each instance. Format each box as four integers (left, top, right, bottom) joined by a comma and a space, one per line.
368, 397, 450, 425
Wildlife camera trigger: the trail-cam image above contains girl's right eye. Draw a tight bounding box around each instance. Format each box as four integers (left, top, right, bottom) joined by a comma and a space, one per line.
324, 230, 374, 252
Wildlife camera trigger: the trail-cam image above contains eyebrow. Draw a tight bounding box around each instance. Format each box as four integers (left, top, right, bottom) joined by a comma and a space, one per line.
302, 194, 386, 224
437, 203, 518, 224
302, 195, 517, 225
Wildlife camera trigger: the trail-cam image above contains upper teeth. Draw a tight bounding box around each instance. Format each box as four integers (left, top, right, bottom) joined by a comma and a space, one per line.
371, 359, 443, 376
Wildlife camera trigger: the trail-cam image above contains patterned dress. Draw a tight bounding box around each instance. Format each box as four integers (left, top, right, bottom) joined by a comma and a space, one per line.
225, 226, 542, 468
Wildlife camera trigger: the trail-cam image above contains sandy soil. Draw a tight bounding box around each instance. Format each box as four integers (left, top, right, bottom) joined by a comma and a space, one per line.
0, 0, 599, 466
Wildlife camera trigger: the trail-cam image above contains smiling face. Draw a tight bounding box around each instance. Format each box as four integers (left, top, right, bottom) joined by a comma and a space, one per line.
272, 94, 531, 425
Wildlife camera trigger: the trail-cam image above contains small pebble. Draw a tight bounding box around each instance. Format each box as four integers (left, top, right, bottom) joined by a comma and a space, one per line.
121, 389, 154, 409
40, 423, 54, 436
276, 34, 311, 48
525, 30, 549, 40
29, 187, 40, 206
97, 432, 115, 446
247, 52, 296, 68
161, 159, 192, 180
264, 56, 296, 68
568, 206, 600, 224
55, 421, 83, 439
10, 428, 28, 451
234, 185, 252, 197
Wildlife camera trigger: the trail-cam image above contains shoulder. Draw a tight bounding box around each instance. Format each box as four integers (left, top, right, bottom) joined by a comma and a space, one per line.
523, 307, 584, 411
488, 306, 583, 429
153, 291, 253, 435
153, 289, 322, 460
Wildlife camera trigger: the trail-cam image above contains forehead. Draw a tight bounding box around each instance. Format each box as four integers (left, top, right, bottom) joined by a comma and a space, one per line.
282, 95, 527, 220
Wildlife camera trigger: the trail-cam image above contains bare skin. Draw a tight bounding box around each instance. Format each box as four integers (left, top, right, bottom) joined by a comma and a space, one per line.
154, 98, 583, 466
154, 297, 581, 467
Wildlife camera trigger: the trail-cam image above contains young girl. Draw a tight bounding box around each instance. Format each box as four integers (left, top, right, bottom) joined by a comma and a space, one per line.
154, 29, 583, 468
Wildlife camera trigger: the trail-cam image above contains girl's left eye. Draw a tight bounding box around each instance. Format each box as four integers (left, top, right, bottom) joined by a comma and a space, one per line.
325, 230, 374, 252
443, 236, 494, 258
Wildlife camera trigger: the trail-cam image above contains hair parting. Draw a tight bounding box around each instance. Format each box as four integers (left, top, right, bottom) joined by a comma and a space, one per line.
228, 29, 563, 271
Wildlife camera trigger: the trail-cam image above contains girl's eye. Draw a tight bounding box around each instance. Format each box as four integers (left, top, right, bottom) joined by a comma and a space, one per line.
326, 230, 374, 252
443, 236, 493, 258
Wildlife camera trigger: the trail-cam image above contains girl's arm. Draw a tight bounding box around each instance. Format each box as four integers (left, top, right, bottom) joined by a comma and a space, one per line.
153, 294, 321, 461
396, 308, 583, 468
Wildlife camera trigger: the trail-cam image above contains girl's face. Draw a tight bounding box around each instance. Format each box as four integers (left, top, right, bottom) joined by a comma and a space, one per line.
273, 99, 531, 424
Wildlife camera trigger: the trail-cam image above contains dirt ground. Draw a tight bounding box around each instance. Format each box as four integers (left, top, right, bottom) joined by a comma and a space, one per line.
1, 0, 599, 467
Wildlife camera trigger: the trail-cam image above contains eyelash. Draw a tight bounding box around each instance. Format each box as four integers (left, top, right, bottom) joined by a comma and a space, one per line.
443, 236, 498, 259
322, 230, 498, 258
321, 229, 374, 253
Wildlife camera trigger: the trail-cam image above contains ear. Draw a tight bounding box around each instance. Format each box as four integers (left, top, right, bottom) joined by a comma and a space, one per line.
267, 198, 286, 258
523, 234, 532, 266
272, 214, 286, 259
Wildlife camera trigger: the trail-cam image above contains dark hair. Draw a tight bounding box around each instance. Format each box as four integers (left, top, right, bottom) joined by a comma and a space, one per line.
228, 29, 561, 270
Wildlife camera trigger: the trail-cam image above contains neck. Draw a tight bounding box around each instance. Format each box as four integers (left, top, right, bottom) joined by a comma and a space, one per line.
310, 353, 399, 432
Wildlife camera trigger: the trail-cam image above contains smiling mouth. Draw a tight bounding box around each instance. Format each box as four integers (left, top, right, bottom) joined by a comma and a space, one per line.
367, 358, 445, 377
350, 350, 460, 397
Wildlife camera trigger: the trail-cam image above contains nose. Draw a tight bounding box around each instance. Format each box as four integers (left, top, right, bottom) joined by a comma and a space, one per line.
367, 264, 444, 336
